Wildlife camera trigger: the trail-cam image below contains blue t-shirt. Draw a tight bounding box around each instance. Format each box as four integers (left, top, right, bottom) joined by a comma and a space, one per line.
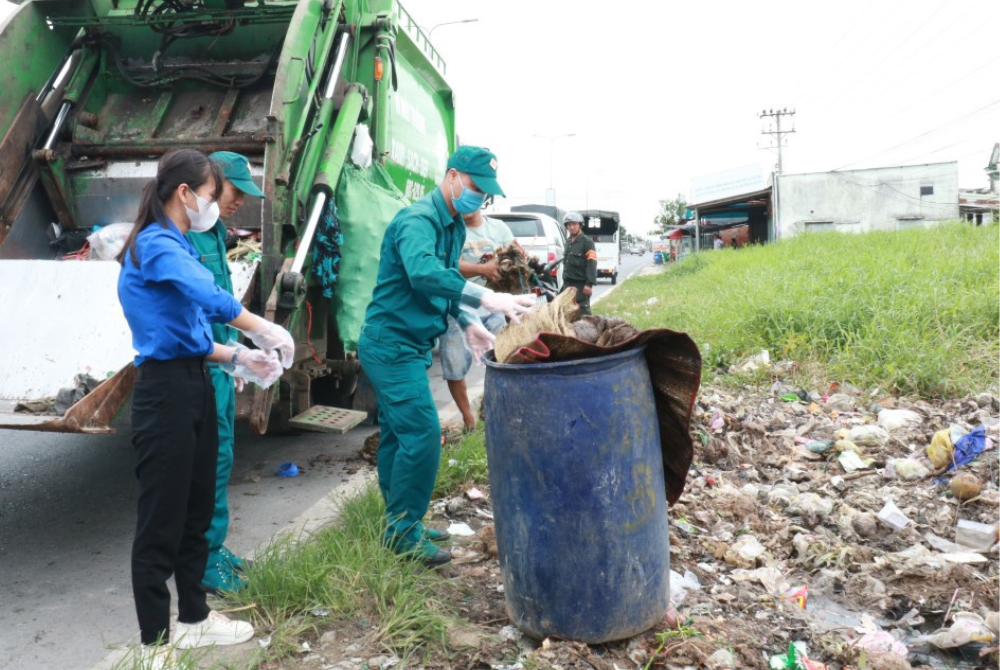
118, 220, 243, 366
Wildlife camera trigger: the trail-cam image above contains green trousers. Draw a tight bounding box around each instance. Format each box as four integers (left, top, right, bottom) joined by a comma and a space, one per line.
560, 280, 592, 315
358, 331, 440, 552
204, 366, 235, 576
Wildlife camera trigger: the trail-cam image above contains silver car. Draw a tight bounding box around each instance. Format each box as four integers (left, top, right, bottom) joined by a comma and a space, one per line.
491, 212, 566, 289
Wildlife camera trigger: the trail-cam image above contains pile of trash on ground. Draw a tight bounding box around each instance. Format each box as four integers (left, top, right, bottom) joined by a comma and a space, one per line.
430, 371, 999, 670
316, 362, 998, 670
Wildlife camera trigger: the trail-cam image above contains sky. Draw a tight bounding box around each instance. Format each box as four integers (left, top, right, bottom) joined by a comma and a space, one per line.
3, 0, 997, 236
404, 0, 999, 235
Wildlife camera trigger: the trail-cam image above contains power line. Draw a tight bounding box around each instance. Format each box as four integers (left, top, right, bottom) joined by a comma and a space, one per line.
786, 0, 879, 103
812, 0, 997, 118
867, 54, 1000, 129
797, 0, 910, 107
834, 99, 1000, 170
811, 0, 953, 115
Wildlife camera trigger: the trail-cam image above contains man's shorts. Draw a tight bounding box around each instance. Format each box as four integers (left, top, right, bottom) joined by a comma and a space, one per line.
440, 312, 508, 381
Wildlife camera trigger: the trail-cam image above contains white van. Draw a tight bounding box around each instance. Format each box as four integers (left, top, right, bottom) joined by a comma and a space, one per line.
579, 210, 621, 284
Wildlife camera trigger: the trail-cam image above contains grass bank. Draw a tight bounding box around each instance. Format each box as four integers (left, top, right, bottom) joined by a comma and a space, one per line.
220, 485, 454, 667
601, 223, 999, 398
205, 429, 491, 669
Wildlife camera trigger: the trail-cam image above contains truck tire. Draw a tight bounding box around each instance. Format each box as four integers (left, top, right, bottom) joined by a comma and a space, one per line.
611, 273, 618, 285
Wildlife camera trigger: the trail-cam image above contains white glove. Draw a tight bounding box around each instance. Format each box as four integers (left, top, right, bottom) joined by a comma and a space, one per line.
478, 290, 536, 323
463, 322, 496, 364
222, 343, 284, 388
242, 320, 295, 368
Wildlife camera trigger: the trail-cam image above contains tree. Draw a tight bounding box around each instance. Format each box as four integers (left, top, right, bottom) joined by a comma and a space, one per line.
653, 194, 687, 233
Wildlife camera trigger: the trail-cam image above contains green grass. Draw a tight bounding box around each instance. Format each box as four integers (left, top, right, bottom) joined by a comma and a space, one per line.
601, 223, 999, 398
207, 426, 493, 669
434, 427, 489, 498
222, 486, 453, 666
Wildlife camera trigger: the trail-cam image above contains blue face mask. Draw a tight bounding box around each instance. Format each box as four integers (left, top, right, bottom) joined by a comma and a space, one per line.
450, 175, 487, 214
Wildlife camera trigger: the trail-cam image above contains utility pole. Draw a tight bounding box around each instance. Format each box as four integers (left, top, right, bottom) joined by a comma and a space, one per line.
758, 108, 796, 174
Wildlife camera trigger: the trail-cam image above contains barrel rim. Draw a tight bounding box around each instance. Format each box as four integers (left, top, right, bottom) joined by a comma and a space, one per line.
483, 345, 646, 371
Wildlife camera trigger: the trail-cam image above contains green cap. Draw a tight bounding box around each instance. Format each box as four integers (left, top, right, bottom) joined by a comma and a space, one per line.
209, 151, 265, 198
446, 146, 505, 197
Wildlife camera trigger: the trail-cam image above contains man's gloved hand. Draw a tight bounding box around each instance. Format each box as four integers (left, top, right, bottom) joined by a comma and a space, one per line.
463, 322, 496, 364
479, 290, 536, 323
241, 320, 295, 368
222, 343, 284, 388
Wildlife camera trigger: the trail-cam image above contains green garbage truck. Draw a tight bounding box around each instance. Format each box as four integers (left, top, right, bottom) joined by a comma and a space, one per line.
0, 0, 455, 434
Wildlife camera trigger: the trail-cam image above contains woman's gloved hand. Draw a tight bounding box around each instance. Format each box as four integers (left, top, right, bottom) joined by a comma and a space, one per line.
478, 290, 536, 323
241, 320, 295, 368
463, 322, 496, 365
222, 343, 284, 388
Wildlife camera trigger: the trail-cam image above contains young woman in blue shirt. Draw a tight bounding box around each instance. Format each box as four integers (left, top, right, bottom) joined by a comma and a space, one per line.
116, 149, 293, 666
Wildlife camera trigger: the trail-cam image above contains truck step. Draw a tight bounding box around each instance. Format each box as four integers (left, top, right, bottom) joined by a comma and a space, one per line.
288, 405, 368, 434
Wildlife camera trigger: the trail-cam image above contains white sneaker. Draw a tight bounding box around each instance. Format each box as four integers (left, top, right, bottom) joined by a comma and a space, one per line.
173, 610, 254, 649
134, 644, 174, 670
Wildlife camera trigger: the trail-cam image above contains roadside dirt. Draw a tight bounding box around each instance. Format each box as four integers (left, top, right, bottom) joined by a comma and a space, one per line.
261, 381, 1000, 670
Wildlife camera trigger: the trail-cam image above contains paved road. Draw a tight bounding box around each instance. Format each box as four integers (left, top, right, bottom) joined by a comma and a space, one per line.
0, 360, 481, 670
591, 250, 652, 302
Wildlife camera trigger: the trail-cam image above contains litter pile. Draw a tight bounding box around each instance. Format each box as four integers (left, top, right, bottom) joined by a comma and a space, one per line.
657, 366, 1000, 670
480, 242, 536, 296
419, 377, 998, 670
318, 370, 999, 670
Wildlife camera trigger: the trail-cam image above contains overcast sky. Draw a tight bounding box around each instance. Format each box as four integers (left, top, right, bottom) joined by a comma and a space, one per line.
3, 1, 997, 235
405, 0, 999, 234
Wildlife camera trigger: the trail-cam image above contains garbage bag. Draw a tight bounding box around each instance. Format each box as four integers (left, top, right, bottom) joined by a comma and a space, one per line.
333, 163, 409, 353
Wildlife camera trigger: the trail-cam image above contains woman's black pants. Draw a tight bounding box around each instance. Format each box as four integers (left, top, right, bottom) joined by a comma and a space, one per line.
130, 358, 218, 645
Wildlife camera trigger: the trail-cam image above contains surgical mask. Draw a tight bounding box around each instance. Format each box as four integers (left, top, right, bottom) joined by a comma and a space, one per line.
185, 191, 220, 233
450, 175, 487, 215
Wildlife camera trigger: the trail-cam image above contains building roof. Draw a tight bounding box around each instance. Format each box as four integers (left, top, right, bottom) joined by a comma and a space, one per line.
690, 186, 771, 211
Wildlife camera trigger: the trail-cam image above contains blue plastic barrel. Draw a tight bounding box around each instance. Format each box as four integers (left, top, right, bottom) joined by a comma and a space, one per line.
653, 250, 664, 264
483, 347, 669, 643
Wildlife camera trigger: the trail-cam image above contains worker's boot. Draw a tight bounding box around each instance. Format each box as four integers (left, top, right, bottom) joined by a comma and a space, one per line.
414, 539, 452, 567
201, 561, 247, 595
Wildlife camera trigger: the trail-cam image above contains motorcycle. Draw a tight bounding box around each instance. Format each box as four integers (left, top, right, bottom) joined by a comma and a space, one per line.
526, 257, 563, 302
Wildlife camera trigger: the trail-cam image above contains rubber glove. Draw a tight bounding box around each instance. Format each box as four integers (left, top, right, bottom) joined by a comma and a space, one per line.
478, 290, 536, 323
463, 321, 496, 365
241, 320, 295, 368
221, 342, 284, 388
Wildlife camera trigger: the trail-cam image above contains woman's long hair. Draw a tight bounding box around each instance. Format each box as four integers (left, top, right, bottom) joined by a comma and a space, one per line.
117, 149, 224, 267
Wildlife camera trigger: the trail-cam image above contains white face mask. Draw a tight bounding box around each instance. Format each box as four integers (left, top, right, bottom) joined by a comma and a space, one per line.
184, 191, 220, 233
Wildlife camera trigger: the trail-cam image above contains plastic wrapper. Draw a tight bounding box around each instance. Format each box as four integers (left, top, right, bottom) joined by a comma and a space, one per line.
87, 222, 134, 261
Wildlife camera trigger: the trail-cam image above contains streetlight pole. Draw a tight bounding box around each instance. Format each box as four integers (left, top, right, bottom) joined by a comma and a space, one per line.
428, 18, 479, 38
533, 132, 575, 207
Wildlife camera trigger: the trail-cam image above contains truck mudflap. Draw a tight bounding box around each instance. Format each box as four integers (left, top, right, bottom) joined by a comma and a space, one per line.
0, 257, 260, 433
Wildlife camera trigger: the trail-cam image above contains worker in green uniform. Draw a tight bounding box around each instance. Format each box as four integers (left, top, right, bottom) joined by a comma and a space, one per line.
187, 151, 265, 593
359, 146, 535, 567
560, 211, 598, 315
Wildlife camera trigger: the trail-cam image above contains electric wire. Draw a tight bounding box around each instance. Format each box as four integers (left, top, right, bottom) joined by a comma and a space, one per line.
833, 99, 1000, 170
786, 0, 879, 104
807, 0, 957, 114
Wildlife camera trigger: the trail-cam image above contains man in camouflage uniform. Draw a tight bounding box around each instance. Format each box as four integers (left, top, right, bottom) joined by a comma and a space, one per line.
559, 211, 598, 316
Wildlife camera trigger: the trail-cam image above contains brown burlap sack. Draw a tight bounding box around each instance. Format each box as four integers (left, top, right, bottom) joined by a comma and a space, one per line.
494, 299, 701, 506
493, 288, 580, 363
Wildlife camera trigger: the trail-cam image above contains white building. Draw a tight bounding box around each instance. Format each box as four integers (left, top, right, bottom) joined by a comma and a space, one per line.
774, 162, 959, 239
